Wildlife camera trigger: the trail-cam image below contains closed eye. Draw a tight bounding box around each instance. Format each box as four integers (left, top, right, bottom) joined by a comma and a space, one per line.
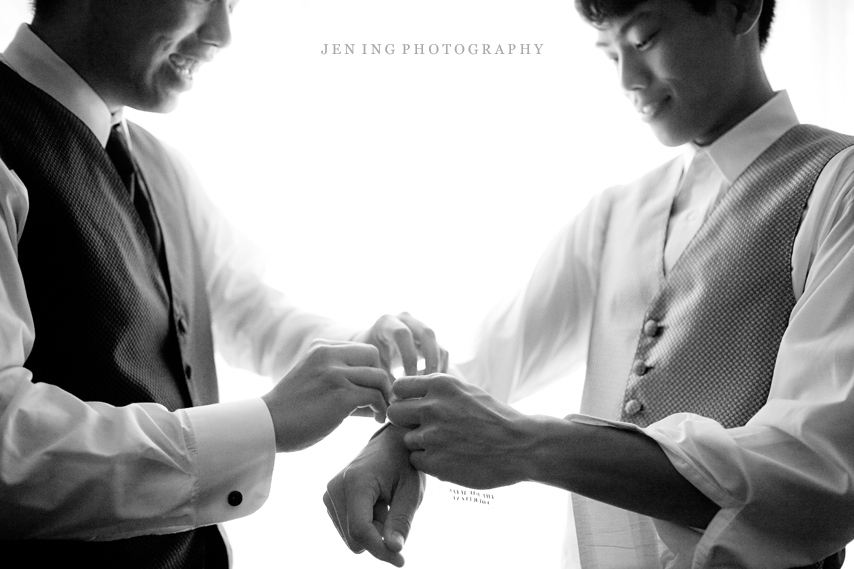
635, 31, 659, 50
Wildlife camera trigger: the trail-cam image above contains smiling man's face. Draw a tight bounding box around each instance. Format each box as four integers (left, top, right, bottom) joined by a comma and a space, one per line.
80, 0, 238, 113
594, 0, 753, 147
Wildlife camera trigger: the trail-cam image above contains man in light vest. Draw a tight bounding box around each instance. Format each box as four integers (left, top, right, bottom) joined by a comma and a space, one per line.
325, 0, 854, 567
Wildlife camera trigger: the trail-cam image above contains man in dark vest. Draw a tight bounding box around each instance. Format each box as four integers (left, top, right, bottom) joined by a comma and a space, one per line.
324, 0, 854, 567
0, 0, 447, 567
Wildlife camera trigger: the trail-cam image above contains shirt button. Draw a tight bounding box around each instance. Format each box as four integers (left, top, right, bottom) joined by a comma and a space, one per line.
687, 210, 698, 221
632, 359, 648, 376
643, 319, 659, 337
184, 364, 193, 380
624, 399, 643, 416
228, 491, 243, 507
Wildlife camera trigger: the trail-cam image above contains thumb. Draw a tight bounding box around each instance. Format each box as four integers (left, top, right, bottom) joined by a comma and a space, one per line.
382, 472, 425, 553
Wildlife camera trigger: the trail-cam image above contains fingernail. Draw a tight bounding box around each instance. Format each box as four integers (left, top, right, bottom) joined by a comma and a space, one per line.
389, 531, 405, 550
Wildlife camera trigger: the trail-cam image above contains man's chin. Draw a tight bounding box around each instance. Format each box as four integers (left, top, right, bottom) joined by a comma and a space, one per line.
130, 93, 182, 114
648, 124, 692, 148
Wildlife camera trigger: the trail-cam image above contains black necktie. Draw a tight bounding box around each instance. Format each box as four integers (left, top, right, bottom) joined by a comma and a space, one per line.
106, 124, 166, 269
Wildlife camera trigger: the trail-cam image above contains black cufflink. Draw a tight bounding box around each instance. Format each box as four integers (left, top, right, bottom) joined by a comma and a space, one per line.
228, 491, 243, 507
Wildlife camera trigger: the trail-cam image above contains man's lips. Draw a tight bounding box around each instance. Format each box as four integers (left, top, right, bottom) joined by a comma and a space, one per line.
636, 95, 672, 121
168, 54, 206, 78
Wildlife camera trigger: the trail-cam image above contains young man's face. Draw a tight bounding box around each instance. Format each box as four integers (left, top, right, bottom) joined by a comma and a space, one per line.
594, 0, 751, 146
81, 0, 238, 112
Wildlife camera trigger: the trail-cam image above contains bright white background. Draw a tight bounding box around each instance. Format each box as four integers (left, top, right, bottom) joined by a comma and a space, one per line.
2, 1, 853, 567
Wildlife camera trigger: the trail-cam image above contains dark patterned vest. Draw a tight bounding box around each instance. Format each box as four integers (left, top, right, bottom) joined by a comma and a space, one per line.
577, 124, 853, 569
0, 62, 225, 567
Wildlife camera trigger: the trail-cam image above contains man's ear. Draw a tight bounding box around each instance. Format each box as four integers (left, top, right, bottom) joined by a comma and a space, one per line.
729, 0, 763, 38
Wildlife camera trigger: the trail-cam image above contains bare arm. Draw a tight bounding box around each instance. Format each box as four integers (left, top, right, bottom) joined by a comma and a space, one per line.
390, 374, 718, 529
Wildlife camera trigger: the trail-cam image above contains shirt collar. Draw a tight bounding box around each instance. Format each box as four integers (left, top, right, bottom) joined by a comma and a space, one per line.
1, 23, 122, 148
685, 91, 799, 185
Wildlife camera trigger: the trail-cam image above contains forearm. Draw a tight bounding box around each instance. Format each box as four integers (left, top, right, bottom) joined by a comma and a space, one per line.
392, 375, 717, 528
515, 414, 719, 528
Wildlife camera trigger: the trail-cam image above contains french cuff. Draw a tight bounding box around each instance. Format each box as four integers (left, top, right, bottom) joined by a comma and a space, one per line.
185, 398, 276, 526
565, 413, 736, 509
566, 413, 745, 566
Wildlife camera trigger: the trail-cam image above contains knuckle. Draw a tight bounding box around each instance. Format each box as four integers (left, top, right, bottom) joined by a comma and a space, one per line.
433, 374, 453, 391
392, 326, 414, 341
364, 343, 380, 357
309, 344, 334, 363
421, 403, 445, 426
322, 366, 345, 384
421, 400, 436, 421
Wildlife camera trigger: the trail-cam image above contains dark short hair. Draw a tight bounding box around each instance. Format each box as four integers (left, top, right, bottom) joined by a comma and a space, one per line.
575, 0, 776, 50
31, 0, 62, 19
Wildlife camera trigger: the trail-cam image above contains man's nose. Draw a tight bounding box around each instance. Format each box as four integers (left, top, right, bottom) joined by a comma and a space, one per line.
198, 0, 232, 49
618, 52, 650, 93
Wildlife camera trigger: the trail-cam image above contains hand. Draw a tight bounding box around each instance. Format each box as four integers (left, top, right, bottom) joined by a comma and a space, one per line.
262, 343, 391, 452
388, 373, 532, 489
354, 312, 449, 377
324, 425, 425, 567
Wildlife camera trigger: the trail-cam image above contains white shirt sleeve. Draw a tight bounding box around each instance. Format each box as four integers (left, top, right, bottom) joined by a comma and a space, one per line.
455, 191, 607, 404
166, 148, 359, 380
0, 154, 278, 540
642, 149, 854, 567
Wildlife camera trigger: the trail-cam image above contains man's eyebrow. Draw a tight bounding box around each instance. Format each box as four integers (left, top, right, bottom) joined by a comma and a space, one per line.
594, 11, 655, 48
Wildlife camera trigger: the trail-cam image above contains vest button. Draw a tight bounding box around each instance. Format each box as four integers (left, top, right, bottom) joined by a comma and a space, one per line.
643, 319, 659, 337
624, 399, 643, 416
227, 491, 243, 507
632, 359, 648, 376
184, 364, 192, 380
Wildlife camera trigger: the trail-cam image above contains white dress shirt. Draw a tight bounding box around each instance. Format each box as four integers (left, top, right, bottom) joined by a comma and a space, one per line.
0, 24, 356, 540
458, 92, 854, 567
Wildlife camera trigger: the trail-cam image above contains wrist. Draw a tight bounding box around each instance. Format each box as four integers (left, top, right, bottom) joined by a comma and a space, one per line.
260, 392, 286, 453
372, 422, 410, 453
515, 414, 573, 486
494, 414, 547, 485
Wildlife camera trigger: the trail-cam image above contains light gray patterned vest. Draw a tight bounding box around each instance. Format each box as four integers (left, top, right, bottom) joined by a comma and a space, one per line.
583, 124, 854, 429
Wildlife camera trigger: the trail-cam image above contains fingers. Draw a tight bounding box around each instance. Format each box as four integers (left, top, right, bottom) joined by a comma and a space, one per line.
387, 317, 420, 376
438, 346, 450, 373
392, 374, 435, 400
363, 313, 448, 377
408, 449, 428, 475
318, 341, 383, 369
310, 343, 394, 413
396, 312, 440, 374
349, 407, 389, 423
323, 489, 358, 551
344, 477, 406, 567
382, 472, 424, 554
347, 365, 394, 403
386, 399, 423, 428
347, 383, 389, 423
